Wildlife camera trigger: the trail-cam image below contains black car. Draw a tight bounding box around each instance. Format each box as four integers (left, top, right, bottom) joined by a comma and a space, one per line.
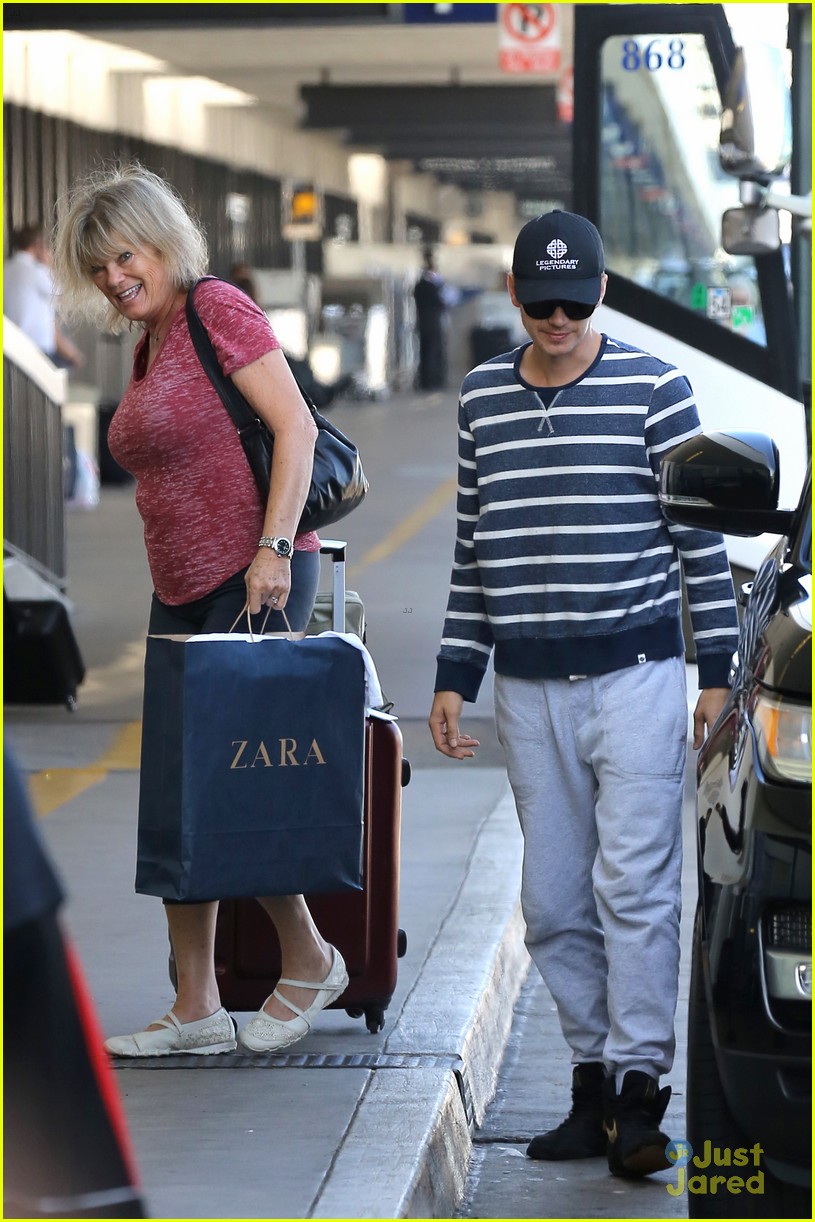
660, 430, 811, 1219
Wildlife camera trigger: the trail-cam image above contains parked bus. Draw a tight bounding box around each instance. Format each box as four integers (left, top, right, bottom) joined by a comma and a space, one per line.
572, 3, 811, 591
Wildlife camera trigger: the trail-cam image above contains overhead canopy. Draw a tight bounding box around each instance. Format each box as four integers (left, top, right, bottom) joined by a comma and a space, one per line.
4, 3, 573, 205
301, 83, 572, 200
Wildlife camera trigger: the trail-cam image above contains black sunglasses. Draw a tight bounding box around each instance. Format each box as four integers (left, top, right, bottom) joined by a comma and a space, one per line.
522, 299, 597, 321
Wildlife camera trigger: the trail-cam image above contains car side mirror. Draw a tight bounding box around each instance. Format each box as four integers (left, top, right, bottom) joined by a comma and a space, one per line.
659, 430, 795, 537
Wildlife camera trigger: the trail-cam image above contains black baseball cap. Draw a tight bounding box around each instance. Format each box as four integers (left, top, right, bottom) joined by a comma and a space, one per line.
512, 210, 605, 305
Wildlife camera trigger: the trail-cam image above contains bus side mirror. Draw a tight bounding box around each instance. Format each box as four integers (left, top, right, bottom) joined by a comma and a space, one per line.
721, 205, 781, 255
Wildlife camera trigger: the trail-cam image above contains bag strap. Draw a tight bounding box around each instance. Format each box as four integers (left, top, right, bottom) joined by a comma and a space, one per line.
185, 276, 320, 432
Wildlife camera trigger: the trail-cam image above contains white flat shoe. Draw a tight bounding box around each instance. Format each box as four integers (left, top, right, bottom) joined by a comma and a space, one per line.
104, 1007, 237, 1057
238, 947, 349, 1053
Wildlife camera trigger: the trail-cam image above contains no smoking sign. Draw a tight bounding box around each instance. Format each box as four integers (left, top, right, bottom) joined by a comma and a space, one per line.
499, 3, 561, 74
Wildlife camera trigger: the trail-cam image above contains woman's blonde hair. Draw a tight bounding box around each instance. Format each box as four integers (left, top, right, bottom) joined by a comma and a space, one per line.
52, 163, 209, 332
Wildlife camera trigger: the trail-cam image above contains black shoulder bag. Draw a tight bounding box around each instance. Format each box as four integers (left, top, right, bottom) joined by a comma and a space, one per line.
185, 277, 368, 533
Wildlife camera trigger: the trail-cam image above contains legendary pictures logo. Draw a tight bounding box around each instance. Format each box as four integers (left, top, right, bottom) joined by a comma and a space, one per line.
665, 1140, 766, 1199
536, 237, 580, 272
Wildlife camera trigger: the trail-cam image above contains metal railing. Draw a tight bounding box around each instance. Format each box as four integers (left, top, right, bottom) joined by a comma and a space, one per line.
3, 317, 68, 586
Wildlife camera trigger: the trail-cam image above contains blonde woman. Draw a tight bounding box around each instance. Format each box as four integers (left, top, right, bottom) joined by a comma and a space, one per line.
54, 164, 348, 1057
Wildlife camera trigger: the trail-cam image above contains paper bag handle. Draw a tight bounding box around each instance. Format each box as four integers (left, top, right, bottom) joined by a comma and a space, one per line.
230, 603, 295, 639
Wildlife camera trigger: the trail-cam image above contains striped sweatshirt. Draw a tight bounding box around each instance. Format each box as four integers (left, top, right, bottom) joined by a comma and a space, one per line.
435, 336, 739, 700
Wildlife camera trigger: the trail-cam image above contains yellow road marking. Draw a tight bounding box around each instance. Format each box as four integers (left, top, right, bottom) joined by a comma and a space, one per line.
349, 475, 457, 579
29, 720, 142, 818
96, 719, 142, 770
30, 768, 108, 819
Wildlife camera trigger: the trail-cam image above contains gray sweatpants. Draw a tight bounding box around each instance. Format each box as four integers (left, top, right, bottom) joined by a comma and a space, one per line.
494, 657, 688, 1081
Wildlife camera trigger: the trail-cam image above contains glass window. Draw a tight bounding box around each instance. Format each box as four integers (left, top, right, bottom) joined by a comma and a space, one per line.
599, 32, 767, 346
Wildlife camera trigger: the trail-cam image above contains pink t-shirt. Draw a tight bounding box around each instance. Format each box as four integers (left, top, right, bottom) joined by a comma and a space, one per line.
108, 278, 319, 605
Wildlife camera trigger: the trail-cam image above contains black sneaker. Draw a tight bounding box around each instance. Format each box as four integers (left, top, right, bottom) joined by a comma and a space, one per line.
526, 1063, 607, 1160
603, 1070, 672, 1177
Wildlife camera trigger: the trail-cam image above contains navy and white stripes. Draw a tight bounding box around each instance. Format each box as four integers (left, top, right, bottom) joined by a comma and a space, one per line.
435, 337, 739, 699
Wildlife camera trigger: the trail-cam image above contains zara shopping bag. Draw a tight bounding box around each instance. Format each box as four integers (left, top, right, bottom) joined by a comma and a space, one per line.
135, 632, 366, 902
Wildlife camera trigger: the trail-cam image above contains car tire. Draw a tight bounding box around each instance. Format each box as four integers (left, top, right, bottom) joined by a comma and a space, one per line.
687, 908, 810, 1219
687, 907, 747, 1218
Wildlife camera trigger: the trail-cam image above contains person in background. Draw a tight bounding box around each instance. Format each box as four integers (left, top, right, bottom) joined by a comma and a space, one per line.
413, 246, 459, 391
53, 163, 348, 1058
4, 223, 84, 368
429, 210, 739, 1180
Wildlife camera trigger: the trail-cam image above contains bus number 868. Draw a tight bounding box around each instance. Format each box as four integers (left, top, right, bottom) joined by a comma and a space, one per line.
621, 39, 686, 72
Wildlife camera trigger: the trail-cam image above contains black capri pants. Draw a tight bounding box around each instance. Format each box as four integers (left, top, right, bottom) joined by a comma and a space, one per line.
146, 550, 321, 905
147, 550, 321, 636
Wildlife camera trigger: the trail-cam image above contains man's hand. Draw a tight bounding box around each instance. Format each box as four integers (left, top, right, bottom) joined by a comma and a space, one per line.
693, 688, 731, 750
429, 691, 480, 759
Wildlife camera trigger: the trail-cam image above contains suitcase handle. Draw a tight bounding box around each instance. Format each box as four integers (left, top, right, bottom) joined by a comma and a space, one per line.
319, 540, 347, 633
318, 539, 347, 564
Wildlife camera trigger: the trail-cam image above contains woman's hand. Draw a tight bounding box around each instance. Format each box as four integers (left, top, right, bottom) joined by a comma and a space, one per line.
245, 550, 292, 616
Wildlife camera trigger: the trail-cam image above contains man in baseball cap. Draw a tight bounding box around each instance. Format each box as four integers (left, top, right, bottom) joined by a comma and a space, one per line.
430, 208, 738, 1180
503, 209, 608, 374
511, 209, 605, 305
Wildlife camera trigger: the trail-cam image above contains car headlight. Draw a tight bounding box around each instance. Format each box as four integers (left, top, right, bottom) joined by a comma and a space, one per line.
752, 693, 812, 784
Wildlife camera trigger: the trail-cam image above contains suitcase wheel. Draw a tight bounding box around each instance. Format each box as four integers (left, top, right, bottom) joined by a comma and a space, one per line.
344, 1004, 387, 1033
397, 929, 407, 958
401, 759, 411, 787
364, 1004, 386, 1034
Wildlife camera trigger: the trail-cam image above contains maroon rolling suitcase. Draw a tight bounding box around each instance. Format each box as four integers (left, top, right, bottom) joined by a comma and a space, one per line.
211, 541, 410, 1034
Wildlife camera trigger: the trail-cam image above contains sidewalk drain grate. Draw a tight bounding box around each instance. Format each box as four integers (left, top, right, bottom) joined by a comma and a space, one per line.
111, 1051, 465, 1071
